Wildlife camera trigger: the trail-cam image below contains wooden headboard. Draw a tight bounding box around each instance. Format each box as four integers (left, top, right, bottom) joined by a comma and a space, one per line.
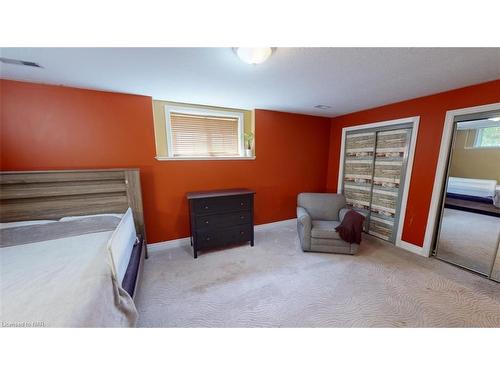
0, 169, 146, 243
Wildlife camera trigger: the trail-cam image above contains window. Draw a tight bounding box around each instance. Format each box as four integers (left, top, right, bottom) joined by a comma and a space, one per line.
473, 126, 500, 148
165, 105, 245, 159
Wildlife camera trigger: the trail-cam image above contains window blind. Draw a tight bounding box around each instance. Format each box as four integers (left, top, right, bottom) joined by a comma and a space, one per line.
170, 113, 240, 157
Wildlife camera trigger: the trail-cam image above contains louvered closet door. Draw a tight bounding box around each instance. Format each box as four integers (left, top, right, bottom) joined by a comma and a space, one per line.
343, 132, 376, 226
369, 129, 411, 241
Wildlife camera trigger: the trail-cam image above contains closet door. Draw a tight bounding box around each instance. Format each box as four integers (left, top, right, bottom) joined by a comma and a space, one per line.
343, 132, 376, 226
368, 129, 411, 242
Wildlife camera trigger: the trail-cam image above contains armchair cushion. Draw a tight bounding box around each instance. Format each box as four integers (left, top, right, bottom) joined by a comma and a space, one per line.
311, 220, 342, 240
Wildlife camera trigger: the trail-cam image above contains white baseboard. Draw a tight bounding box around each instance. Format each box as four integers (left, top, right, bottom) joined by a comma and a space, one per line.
148, 237, 191, 253
147, 218, 297, 253
254, 218, 296, 231
148, 218, 429, 258
396, 239, 429, 257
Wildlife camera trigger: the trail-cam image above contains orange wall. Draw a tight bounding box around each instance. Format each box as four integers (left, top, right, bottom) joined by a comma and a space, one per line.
326, 79, 500, 247
0, 79, 331, 243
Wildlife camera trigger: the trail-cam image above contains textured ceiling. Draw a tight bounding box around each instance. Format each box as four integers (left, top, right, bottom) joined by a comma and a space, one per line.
1, 47, 499, 117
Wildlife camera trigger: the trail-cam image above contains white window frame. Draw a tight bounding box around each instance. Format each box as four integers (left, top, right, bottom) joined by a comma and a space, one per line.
162, 105, 250, 160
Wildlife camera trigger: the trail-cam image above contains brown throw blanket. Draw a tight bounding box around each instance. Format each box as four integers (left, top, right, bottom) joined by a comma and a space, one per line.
335, 210, 365, 244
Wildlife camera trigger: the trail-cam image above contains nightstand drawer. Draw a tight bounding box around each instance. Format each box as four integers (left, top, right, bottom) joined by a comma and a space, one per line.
192, 194, 252, 214
195, 210, 251, 229
195, 224, 252, 250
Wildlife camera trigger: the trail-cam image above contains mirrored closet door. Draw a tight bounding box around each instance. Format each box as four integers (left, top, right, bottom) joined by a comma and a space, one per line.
434, 110, 500, 281
341, 123, 413, 244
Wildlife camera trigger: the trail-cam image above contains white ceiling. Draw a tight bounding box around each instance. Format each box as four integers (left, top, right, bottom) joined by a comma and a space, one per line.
1, 48, 499, 117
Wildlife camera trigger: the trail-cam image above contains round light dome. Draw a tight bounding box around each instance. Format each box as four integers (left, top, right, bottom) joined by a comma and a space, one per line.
235, 47, 273, 64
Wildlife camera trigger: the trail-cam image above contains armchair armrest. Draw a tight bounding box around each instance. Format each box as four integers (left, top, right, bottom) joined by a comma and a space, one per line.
339, 207, 351, 222
297, 206, 311, 225
297, 206, 312, 251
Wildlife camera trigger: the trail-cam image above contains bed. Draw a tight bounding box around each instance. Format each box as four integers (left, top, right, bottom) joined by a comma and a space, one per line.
0, 169, 147, 327
445, 177, 500, 217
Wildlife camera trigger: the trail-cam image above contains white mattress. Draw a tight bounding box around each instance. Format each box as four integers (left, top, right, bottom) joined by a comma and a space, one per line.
0, 210, 137, 285
447, 177, 497, 198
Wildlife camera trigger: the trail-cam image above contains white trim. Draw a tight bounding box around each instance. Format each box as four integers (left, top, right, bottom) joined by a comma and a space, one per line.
254, 218, 296, 231
148, 237, 190, 253
394, 118, 419, 252
146, 217, 428, 257
423, 102, 500, 256
147, 218, 297, 253
397, 240, 428, 257
155, 156, 256, 161
337, 116, 422, 256
164, 104, 245, 159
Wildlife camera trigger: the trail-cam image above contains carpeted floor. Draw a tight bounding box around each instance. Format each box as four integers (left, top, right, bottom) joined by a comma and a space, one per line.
135, 220, 500, 327
436, 208, 500, 275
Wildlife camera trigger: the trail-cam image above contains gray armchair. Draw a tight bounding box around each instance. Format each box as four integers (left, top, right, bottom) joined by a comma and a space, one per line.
297, 193, 359, 254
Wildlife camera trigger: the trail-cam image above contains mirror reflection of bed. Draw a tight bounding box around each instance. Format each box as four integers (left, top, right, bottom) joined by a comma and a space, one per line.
435, 114, 500, 281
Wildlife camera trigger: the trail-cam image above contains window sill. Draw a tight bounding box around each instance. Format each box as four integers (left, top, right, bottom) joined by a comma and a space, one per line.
155, 156, 256, 161
464, 146, 500, 150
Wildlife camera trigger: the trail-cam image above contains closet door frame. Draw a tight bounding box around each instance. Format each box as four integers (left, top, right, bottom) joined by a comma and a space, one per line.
432, 109, 500, 279
337, 116, 420, 254
424, 102, 500, 256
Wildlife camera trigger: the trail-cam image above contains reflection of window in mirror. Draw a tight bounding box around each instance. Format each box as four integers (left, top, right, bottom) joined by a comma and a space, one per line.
458, 117, 500, 149
473, 126, 500, 148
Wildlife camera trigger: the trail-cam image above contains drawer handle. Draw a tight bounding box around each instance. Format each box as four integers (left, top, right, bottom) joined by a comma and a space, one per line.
240, 216, 244, 219
240, 231, 245, 235
204, 205, 209, 209
240, 202, 244, 206
205, 220, 209, 224
206, 237, 211, 241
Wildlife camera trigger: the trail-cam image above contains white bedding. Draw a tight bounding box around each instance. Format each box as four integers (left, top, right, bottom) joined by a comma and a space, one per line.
0, 211, 136, 286
0, 211, 138, 327
447, 177, 497, 198
59, 213, 124, 222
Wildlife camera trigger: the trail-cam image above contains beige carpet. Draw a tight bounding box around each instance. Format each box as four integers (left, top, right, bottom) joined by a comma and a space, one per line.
135, 221, 500, 327
436, 208, 500, 275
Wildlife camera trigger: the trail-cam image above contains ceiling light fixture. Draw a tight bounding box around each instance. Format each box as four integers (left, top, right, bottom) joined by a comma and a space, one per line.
234, 47, 274, 64
489, 117, 500, 122
314, 105, 332, 110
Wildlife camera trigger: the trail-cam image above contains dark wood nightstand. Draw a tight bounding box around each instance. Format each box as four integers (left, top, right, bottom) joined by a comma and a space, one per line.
187, 188, 255, 258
